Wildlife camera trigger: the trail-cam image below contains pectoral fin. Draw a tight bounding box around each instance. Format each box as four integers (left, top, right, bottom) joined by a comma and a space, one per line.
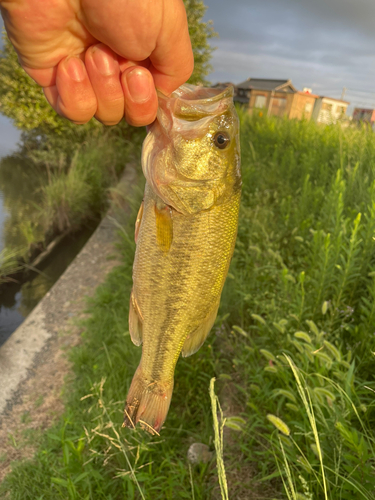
129, 291, 143, 346
181, 303, 219, 357
154, 202, 173, 252
134, 201, 144, 244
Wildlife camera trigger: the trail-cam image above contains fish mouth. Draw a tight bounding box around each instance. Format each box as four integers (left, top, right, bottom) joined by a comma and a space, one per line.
156, 85, 234, 122
157, 84, 234, 103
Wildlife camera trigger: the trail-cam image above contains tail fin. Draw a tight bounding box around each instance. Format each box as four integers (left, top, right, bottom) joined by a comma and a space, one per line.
123, 365, 174, 435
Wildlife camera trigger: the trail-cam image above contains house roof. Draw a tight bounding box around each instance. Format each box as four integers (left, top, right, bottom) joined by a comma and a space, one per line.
353, 107, 375, 112
319, 96, 350, 105
297, 91, 319, 99
236, 78, 297, 93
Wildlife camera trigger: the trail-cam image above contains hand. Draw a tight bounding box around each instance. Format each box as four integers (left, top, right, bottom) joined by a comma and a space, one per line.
0, 0, 194, 126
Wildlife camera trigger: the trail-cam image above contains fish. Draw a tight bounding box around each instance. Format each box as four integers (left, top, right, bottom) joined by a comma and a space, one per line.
123, 84, 241, 434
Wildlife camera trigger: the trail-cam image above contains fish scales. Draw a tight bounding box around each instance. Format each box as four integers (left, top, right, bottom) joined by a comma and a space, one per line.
134, 185, 240, 380
123, 84, 241, 434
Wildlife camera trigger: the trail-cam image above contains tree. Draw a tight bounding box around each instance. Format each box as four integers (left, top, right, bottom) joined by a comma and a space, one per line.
184, 0, 216, 86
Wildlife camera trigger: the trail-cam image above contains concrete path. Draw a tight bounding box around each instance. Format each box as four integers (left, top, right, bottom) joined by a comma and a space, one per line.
0, 164, 139, 419
0, 214, 117, 415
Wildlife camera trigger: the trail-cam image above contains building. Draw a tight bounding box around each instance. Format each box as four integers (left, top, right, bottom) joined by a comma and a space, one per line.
311, 97, 349, 124
234, 78, 318, 120
290, 89, 320, 120
352, 108, 375, 128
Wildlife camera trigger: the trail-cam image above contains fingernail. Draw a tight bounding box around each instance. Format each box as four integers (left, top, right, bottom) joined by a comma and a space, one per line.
92, 46, 117, 76
66, 57, 86, 82
125, 68, 152, 103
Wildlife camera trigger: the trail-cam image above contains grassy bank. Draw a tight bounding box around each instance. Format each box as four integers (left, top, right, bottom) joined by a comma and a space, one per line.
40, 132, 139, 235
1, 112, 375, 499
0, 127, 144, 283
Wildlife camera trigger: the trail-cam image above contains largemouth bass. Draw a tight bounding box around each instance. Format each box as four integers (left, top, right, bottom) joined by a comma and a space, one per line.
123, 84, 241, 434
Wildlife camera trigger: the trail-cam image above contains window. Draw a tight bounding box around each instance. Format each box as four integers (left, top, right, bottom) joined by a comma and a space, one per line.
321, 102, 333, 112
304, 102, 312, 113
338, 106, 346, 114
254, 95, 267, 108
272, 97, 287, 107
271, 97, 287, 117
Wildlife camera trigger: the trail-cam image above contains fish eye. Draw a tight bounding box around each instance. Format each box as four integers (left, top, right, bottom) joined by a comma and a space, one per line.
213, 131, 230, 150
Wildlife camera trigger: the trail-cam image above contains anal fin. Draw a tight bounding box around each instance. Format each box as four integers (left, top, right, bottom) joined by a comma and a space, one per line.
182, 303, 219, 357
129, 290, 143, 346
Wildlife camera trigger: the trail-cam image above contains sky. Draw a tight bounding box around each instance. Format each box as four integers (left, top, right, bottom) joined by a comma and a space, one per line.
2, 0, 375, 148
203, 0, 375, 111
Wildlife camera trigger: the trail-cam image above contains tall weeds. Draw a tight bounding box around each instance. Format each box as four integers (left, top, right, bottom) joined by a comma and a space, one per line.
0, 247, 23, 283
219, 110, 375, 498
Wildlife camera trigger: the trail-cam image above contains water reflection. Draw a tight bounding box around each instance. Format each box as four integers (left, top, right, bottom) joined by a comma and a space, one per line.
0, 292, 24, 343
0, 227, 95, 345
18, 229, 94, 317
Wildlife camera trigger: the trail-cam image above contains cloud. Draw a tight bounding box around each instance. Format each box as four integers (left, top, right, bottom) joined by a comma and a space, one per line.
204, 0, 375, 111
206, 0, 375, 40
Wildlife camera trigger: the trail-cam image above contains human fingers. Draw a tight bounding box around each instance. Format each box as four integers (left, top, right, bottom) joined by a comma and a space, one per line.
21, 66, 58, 88
0, 0, 95, 75
85, 44, 124, 125
43, 56, 97, 124
80, 0, 193, 96
121, 66, 158, 127
148, 0, 194, 95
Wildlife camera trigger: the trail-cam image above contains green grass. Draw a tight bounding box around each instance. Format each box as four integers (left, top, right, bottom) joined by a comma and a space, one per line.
41, 131, 144, 235
2, 112, 375, 499
0, 247, 23, 284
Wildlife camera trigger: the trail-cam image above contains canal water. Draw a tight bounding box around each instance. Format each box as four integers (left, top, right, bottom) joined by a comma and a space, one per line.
0, 152, 96, 346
